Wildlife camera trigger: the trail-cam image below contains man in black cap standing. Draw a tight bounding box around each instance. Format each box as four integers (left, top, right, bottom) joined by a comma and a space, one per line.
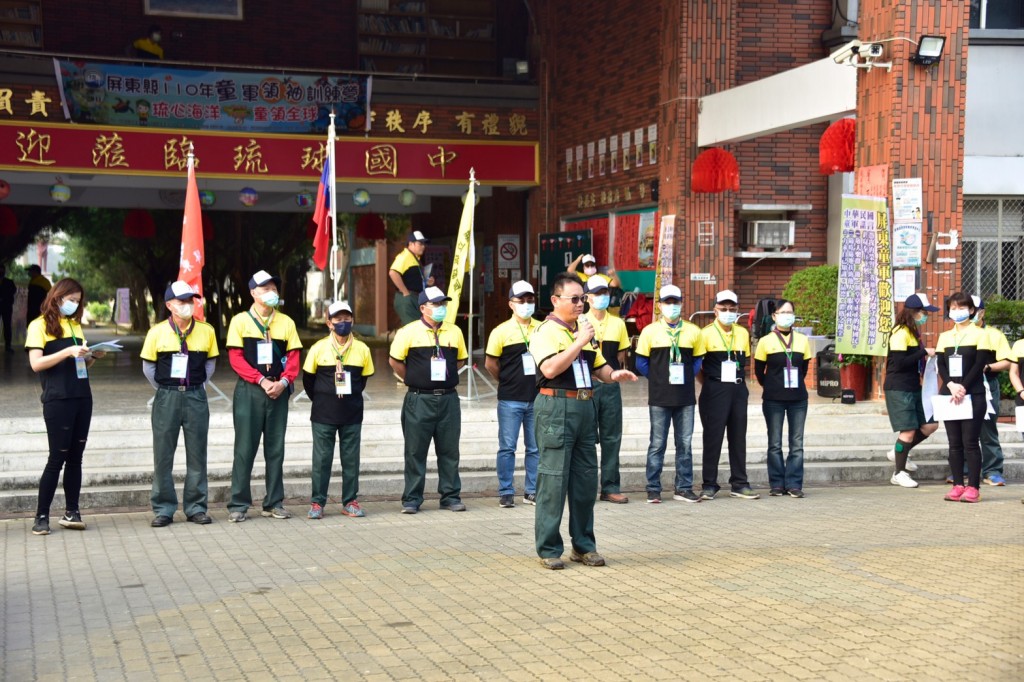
225, 270, 303, 523
141, 280, 219, 527
389, 230, 433, 326
389, 286, 468, 514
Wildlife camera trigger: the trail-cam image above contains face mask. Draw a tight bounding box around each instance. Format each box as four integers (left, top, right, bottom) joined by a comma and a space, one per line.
775, 313, 795, 329
661, 304, 681, 321
718, 311, 739, 325
332, 321, 353, 337
583, 266, 596, 274
174, 303, 194, 320
972, 314, 982, 325
514, 303, 535, 319
59, 300, 79, 317
430, 306, 447, 322
915, 314, 928, 326
591, 295, 610, 310
260, 291, 280, 308
949, 309, 970, 324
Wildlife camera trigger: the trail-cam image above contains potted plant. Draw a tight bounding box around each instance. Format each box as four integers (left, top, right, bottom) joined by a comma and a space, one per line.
836, 352, 872, 401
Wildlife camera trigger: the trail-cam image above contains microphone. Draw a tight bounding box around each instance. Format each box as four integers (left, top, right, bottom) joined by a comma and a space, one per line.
578, 314, 599, 349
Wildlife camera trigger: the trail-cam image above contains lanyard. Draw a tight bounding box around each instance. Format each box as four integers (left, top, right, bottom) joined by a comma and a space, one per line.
951, 324, 970, 355
773, 329, 794, 368
66, 319, 80, 347
332, 336, 352, 366
168, 317, 195, 353
515, 319, 532, 347
713, 322, 735, 361
422, 319, 445, 359
546, 314, 589, 377
665, 320, 682, 363
248, 308, 274, 343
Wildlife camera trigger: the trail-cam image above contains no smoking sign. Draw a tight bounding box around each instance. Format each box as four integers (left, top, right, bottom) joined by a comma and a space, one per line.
497, 234, 520, 268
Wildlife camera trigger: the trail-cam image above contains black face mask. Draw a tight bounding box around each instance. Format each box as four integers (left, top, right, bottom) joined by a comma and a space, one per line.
332, 321, 353, 337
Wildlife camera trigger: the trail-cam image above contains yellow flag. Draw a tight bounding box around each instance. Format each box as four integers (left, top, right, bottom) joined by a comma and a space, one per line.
444, 179, 476, 323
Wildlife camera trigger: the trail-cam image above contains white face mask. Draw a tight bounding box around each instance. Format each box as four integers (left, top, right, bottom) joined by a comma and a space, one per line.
260, 291, 280, 308
59, 300, 79, 317
949, 309, 970, 324
717, 311, 739, 325
174, 303, 194, 320
661, 303, 681, 321
774, 313, 795, 329
514, 303, 535, 319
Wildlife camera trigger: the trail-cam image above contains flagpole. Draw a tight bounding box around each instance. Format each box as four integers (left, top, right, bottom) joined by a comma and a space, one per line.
459, 168, 496, 401
327, 111, 340, 300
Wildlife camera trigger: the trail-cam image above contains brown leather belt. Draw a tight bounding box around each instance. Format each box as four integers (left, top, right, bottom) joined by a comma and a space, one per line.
539, 387, 592, 401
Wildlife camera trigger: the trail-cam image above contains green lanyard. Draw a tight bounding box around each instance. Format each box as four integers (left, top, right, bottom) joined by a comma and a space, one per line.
66, 319, 80, 347
248, 308, 274, 343
546, 315, 587, 373
713, 322, 735, 361
951, 326, 968, 356
169, 317, 195, 353
422, 319, 444, 359
516, 319, 532, 347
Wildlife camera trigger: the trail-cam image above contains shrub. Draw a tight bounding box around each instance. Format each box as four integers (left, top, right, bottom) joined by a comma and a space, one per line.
781, 264, 838, 337
86, 301, 111, 322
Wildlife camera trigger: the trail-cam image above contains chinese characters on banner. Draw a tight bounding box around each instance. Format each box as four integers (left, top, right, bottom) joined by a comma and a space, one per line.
891, 177, 923, 269
651, 214, 675, 323
836, 195, 893, 356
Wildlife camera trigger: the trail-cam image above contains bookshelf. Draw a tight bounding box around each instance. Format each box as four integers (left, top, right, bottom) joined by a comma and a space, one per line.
0, 0, 42, 49
357, 0, 496, 77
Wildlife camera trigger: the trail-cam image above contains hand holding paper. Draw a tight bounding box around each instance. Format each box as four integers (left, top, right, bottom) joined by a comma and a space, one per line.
931, 394, 974, 422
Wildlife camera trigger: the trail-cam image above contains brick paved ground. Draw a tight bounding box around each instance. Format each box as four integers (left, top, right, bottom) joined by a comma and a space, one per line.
2, 485, 1022, 681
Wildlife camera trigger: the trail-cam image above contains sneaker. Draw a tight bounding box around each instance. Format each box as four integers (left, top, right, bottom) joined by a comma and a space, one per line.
261, 507, 292, 519
569, 549, 606, 566
31, 515, 50, 535
341, 501, 366, 517
499, 494, 516, 508
442, 501, 467, 512
58, 510, 86, 530
944, 485, 966, 502
769, 488, 786, 496
886, 448, 896, 463
401, 504, 419, 514
539, 557, 565, 570
699, 489, 717, 501
522, 493, 537, 506
960, 486, 981, 503
890, 471, 919, 488
730, 487, 761, 500
906, 458, 919, 472
787, 489, 805, 499
307, 503, 323, 520
228, 511, 247, 523
984, 473, 1006, 486
646, 491, 661, 504
887, 448, 919, 472
672, 490, 700, 503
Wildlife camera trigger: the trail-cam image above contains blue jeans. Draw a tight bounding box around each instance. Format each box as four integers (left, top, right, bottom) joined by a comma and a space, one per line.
496, 400, 539, 496
645, 405, 695, 493
762, 399, 807, 491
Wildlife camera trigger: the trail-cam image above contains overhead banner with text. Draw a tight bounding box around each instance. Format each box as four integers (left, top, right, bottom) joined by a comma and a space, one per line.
835, 194, 893, 357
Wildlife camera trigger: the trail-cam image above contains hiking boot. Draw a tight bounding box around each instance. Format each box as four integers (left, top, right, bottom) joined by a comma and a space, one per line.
569, 549, 606, 566
539, 557, 565, 570
59, 510, 86, 530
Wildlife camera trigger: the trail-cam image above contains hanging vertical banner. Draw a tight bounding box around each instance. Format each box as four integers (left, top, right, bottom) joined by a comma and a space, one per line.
835, 194, 892, 356
445, 172, 477, 323
652, 214, 675, 323
115, 287, 131, 325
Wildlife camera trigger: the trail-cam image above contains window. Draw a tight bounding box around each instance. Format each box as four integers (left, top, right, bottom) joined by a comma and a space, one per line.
970, 0, 1024, 29
961, 197, 1024, 300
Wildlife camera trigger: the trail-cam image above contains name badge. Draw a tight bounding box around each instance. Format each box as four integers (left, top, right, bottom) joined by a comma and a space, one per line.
75, 357, 88, 379
669, 363, 685, 385
256, 341, 274, 366
335, 370, 352, 396
949, 354, 963, 378
522, 354, 536, 375
573, 358, 591, 388
720, 360, 738, 383
170, 352, 189, 379
784, 366, 799, 389
430, 357, 447, 382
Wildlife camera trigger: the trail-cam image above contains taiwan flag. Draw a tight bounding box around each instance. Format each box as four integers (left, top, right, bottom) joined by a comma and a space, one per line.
311, 155, 332, 271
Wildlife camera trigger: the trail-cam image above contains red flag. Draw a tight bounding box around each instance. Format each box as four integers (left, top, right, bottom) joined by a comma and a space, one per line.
311, 154, 332, 270
177, 153, 205, 320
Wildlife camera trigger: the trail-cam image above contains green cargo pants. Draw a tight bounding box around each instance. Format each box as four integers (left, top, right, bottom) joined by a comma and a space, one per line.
229, 379, 289, 513
400, 391, 462, 508
394, 292, 420, 326
593, 381, 623, 494
151, 387, 210, 518
310, 421, 362, 506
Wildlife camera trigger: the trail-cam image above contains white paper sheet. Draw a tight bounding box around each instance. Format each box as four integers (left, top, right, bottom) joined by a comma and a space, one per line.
1017, 406, 1024, 434
921, 356, 939, 422
931, 394, 974, 422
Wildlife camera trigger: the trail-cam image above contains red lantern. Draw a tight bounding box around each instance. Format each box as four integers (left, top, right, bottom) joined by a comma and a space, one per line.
691, 148, 740, 193
202, 213, 214, 241
356, 213, 386, 240
819, 118, 856, 175
0, 205, 17, 236
123, 209, 156, 239
0, 179, 11, 201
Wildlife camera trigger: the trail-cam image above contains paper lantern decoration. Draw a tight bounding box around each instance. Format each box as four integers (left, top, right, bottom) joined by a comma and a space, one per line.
0, 206, 17, 236
239, 187, 259, 207
199, 190, 216, 207
0, 179, 10, 201
691, 148, 739, 193
398, 189, 416, 207
202, 214, 214, 241
352, 188, 370, 207
50, 181, 71, 203
819, 118, 856, 175
355, 213, 386, 240
123, 209, 156, 239
296, 190, 314, 208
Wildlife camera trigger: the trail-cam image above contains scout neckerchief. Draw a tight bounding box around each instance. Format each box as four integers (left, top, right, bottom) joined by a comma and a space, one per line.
247, 306, 276, 373
168, 316, 196, 386
665, 318, 682, 363
545, 314, 590, 383
331, 333, 353, 366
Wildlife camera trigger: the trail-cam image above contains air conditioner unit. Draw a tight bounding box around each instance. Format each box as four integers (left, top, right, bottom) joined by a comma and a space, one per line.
744, 220, 795, 249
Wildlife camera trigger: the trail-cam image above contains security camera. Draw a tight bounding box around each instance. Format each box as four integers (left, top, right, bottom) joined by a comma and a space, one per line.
831, 40, 862, 65
862, 43, 884, 59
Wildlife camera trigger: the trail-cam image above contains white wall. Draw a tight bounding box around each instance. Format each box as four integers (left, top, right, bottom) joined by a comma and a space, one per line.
964, 45, 1024, 195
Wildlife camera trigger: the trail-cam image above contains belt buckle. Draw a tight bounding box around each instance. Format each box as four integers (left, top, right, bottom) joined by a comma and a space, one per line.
576, 389, 592, 401
177, 385, 187, 392
433, 389, 445, 396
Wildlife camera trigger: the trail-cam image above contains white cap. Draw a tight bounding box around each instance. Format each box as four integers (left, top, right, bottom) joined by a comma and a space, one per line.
659, 284, 682, 301
409, 230, 429, 243
164, 280, 201, 302
585, 274, 610, 293
509, 280, 535, 299
248, 269, 281, 289
581, 254, 596, 264
327, 301, 353, 317
970, 295, 984, 309
716, 289, 738, 304
418, 286, 452, 305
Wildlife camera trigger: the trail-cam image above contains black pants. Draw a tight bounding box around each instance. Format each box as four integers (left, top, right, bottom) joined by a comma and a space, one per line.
37, 398, 93, 516
698, 380, 749, 492
0, 303, 11, 349
945, 394, 986, 489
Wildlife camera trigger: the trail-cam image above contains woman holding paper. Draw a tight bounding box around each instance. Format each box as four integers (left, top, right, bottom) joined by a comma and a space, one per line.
935, 292, 994, 504
883, 294, 939, 488
24, 278, 105, 535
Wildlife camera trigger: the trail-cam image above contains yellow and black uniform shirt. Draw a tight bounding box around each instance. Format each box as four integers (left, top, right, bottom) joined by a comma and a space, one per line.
226, 309, 302, 380
985, 325, 1013, 363
884, 325, 927, 392
528, 317, 607, 390
389, 248, 427, 294
754, 329, 812, 401
140, 318, 219, 387
1013, 338, 1024, 365
591, 313, 630, 371
635, 319, 704, 407
698, 321, 751, 383
485, 316, 541, 402
302, 336, 375, 425
935, 323, 994, 395
25, 317, 92, 402
390, 320, 468, 391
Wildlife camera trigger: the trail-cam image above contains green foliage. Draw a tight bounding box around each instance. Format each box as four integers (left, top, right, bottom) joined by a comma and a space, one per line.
836, 353, 873, 368
984, 299, 1024, 342
86, 301, 111, 322
781, 264, 838, 337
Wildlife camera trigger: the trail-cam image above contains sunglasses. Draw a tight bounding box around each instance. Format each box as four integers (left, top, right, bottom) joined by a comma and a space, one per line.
556, 295, 585, 305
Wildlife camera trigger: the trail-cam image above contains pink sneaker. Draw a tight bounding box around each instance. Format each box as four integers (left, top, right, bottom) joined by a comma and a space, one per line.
960, 486, 980, 503
944, 485, 966, 502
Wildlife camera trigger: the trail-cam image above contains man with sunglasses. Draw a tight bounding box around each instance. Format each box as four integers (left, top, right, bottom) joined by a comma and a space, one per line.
528, 273, 637, 570
485, 280, 541, 508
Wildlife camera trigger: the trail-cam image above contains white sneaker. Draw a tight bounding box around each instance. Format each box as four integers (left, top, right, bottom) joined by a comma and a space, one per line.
886, 448, 918, 471
905, 458, 918, 472
890, 471, 919, 488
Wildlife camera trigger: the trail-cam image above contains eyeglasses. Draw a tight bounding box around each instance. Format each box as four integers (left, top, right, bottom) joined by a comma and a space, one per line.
556, 295, 585, 305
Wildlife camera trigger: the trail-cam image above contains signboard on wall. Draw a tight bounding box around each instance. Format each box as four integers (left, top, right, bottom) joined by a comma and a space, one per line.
537, 230, 592, 310
496, 234, 520, 269
835, 195, 893, 356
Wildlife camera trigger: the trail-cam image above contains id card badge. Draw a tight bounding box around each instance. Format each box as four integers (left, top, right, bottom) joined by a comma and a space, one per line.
573, 358, 590, 388
948, 354, 963, 378
335, 370, 352, 396
669, 363, 685, 385
430, 357, 447, 382
522, 354, 536, 375
256, 341, 274, 366
75, 357, 88, 379
720, 360, 738, 383
170, 352, 189, 379
784, 366, 799, 389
